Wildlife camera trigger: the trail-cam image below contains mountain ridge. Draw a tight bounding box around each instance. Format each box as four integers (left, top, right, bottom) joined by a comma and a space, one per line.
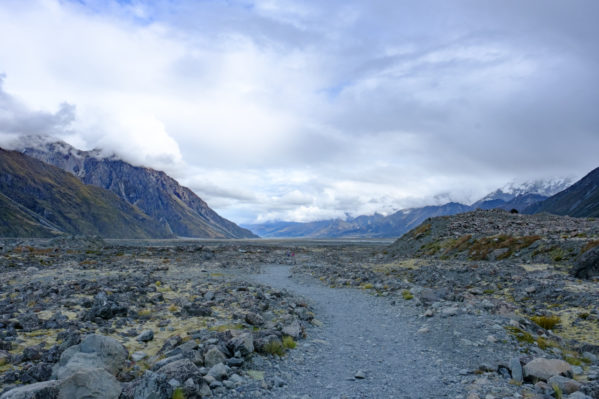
15, 136, 256, 239
0, 149, 174, 238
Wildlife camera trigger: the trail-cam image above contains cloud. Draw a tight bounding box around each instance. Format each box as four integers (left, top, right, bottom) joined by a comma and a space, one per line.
1, 0, 598, 224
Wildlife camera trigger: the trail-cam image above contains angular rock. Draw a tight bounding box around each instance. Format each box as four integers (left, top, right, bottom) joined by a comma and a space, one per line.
282, 320, 302, 339
207, 363, 228, 381
244, 312, 264, 326
204, 347, 226, 368
524, 357, 573, 381
136, 330, 154, 342
119, 370, 173, 399
228, 333, 254, 357
156, 359, 200, 383
510, 357, 523, 383
58, 368, 121, 399
547, 375, 581, 394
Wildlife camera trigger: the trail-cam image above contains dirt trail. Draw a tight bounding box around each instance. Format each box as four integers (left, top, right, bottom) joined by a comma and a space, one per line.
247, 265, 502, 399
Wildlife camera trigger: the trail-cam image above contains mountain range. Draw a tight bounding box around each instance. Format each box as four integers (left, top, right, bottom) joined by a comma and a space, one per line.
1, 136, 256, 238
244, 177, 586, 238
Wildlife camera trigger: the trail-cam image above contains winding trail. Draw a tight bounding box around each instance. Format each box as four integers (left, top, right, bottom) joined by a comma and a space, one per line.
247, 265, 480, 399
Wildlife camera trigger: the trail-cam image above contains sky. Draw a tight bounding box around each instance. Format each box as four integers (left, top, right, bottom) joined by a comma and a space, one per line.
0, 0, 598, 224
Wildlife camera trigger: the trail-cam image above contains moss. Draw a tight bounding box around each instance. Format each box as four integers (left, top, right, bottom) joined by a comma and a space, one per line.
282, 336, 296, 349
172, 387, 186, 399
530, 315, 560, 330
401, 290, 414, 300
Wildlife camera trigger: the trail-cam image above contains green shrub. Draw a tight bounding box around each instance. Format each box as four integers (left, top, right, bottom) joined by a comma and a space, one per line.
263, 340, 284, 356
282, 336, 296, 349
530, 315, 560, 330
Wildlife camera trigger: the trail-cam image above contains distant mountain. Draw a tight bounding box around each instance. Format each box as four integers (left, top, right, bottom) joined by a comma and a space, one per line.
244, 202, 471, 238
0, 149, 174, 238
245, 179, 572, 238
471, 179, 572, 211
525, 167, 599, 217
16, 136, 256, 239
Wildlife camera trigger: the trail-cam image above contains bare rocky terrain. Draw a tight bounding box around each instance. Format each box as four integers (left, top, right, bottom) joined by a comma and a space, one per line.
1, 210, 599, 398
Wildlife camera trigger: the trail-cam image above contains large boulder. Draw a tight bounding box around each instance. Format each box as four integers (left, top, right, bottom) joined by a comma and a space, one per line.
54, 334, 128, 378
523, 358, 573, 382
547, 375, 582, 394
573, 246, 599, 279
57, 368, 121, 399
228, 333, 254, 357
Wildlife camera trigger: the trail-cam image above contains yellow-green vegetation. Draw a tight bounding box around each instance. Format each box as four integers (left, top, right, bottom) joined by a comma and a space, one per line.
137, 309, 153, 319
411, 223, 431, 239
209, 323, 244, 332
554, 308, 599, 346
361, 283, 373, 290
419, 240, 442, 256
581, 240, 599, 254
263, 340, 285, 356
468, 235, 541, 261
505, 326, 534, 344
155, 280, 162, 287
530, 315, 560, 330
282, 336, 296, 349
172, 387, 186, 399
168, 304, 179, 312
552, 383, 563, 399
402, 290, 414, 300
549, 247, 566, 262
442, 234, 472, 255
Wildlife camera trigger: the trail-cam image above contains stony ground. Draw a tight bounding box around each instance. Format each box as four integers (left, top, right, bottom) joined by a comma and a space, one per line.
0, 216, 598, 399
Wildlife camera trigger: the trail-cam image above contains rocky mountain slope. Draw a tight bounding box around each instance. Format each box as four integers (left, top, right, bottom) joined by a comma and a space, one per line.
387, 208, 599, 271
525, 167, 599, 217
16, 136, 256, 239
0, 149, 174, 238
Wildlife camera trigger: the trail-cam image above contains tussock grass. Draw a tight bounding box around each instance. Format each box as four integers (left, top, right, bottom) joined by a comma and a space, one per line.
530, 315, 560, 330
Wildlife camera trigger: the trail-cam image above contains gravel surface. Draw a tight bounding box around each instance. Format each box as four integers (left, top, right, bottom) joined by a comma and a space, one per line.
245, 265, 522, 399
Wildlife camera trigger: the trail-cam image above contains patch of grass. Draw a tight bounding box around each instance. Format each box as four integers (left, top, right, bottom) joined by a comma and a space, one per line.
362, 283, 373, 290
505, 326, 534, 344
137, 309, 153, 319
209, 323, 244, 332
530, 315, 560, 330
411, 223, 431, 239
469, 235, 541, 261
581, 240, 599, 254
263, 340, 285, 356
168, 304, 179, 312
420, 240, 442, 256
552, 383, 563, 399
172, 387, 186, 399
282, 336, 296, 349
155, 281, 162, 287
402, 290, 414, 300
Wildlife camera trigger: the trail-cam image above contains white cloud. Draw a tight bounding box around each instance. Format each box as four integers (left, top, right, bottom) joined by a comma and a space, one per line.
0, 0, 598, 224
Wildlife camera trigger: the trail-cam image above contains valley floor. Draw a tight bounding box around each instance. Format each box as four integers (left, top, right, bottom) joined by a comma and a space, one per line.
0, 237, 598, 398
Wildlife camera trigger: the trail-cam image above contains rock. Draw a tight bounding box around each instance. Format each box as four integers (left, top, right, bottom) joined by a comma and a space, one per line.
510, 357, 523, 383
228, 333, 254, 357
58, 368, 121, 399
136, 330, 154, 342
53, 334, 128, 380
273, 376, 286, 387
156, 359, 200, 383
152, 354, 183, 370
547, 375, 581, 394
244, 312, 264, 326
572, 246, 599, 279
198, 383, 212, 397
567, 392, 593, 399
0, 380, 60, 399
282, 320, 302, 339
120, 370, 173, 399
524, 358, 573, 381
423, 309, 434, 317
441, 307, 459, 317
207, 363, 228, 381
204, 347, 226, 368
131, 351, 147, 362
354, 370, 366, 379
182, 302, 212, 317
572, 366, 584, 375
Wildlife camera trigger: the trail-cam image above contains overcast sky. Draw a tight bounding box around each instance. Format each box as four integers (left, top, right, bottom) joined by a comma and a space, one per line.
0, 0, 598, 224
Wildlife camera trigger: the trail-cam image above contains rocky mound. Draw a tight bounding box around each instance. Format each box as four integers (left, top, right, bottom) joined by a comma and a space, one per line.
387, 209, 599, 272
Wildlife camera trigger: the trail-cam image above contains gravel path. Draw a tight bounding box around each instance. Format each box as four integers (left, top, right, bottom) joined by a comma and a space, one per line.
244, 264, 519, 399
